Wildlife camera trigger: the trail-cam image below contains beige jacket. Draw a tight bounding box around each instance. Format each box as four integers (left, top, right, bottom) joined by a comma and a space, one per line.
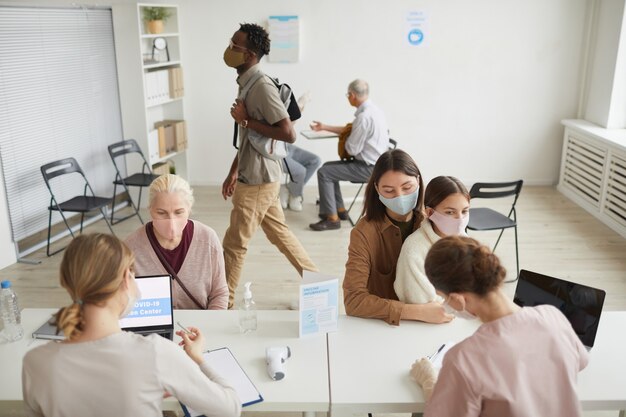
343, 215, 419, 325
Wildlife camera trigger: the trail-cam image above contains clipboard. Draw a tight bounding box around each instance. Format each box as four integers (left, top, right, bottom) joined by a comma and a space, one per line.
181, 347, 263, 416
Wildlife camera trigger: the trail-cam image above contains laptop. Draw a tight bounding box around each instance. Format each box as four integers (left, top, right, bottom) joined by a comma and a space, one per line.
33, 274, 174, 341
513, 269, 606, 350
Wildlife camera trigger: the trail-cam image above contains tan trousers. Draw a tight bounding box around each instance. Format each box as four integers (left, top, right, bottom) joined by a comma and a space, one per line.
223, 181, 318, 308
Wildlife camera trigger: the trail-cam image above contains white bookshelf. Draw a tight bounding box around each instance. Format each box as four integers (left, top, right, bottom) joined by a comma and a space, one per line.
112, 3, 187, 179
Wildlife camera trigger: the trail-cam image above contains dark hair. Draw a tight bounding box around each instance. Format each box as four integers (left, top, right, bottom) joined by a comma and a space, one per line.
424, 176, 469, 209
239, 23, 270, 59
424, 236, 506, 296
361, 149, 425, 224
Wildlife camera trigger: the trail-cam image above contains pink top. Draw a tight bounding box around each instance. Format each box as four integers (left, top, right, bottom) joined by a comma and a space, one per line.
425, 305, 589, 417
125, 220, 228, 310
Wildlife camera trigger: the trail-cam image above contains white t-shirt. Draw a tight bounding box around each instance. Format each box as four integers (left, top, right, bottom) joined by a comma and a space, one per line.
425, 305, 589, 417
22, 332, 241, 417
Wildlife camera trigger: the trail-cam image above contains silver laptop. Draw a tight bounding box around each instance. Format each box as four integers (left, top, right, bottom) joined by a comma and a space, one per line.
33, 274, 174, 341
513, 269, 605, 350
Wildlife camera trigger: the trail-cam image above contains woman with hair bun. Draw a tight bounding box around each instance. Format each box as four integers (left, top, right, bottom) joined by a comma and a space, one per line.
22, 234, 241, 417
410, 236, 589, 417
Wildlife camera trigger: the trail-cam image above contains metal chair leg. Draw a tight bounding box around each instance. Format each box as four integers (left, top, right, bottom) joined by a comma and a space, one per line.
110, 182, 118, 225
346, 183, 365, 227
504, 225, 520, 283
493, 228, 505, 251
100, 207, 116, 236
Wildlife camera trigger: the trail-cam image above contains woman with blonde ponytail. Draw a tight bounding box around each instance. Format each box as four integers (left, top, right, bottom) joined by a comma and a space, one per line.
409, 236, 589, 417
22, 234, 241, 417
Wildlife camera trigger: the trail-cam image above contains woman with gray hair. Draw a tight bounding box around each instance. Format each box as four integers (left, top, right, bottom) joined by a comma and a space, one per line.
125, 174, 228, 309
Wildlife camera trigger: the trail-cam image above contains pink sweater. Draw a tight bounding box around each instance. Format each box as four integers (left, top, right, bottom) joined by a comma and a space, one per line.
125, 220, 228, 310
425, 305, 589, 417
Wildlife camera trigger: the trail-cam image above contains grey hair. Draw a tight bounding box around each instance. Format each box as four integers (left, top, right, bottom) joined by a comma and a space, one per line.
348, 79, 369, 98
148, 174, 195, 209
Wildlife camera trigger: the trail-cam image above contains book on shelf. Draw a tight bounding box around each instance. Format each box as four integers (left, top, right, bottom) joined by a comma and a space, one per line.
168, 66, 184, 99
147, 129, 160, 163
145, 69, 171, 106
155, 120, 187, 155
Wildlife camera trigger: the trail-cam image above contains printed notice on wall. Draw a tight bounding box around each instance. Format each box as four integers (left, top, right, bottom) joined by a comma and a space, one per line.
405, 11, 428, 47
299, 271, 338, 337
268, 15, 299, 63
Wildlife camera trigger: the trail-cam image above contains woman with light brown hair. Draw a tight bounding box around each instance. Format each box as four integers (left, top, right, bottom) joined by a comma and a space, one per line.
22, 233, 241, 417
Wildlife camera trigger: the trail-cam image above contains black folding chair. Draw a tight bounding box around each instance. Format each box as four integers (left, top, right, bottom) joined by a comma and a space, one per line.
41, 157, 114, 256
108, 139, 159, 225
346, 138, 398, 226
466, 180, 523, 281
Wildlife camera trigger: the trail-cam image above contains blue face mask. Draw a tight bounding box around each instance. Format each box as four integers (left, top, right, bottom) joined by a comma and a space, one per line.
378, 189, 419, 216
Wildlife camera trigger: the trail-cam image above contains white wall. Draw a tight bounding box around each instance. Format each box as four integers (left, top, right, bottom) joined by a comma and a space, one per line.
584, 0, 626, 127
180, 0, 587, 187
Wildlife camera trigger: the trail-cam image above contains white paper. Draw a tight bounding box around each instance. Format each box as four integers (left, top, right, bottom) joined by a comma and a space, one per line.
429, 341, 456, 369
184, 348, 262, 416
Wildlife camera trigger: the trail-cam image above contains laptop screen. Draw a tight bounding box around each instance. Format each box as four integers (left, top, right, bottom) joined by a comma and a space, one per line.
119, 275, 173, 330
513, 269, 605, 348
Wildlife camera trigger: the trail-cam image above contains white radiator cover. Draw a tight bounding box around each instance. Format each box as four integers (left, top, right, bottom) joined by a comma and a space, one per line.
558, 120, 626, 238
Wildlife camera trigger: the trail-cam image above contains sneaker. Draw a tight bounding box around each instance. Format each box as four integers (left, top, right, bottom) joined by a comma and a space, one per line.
279, 185, 289, 209
289, 195, 303, 211
309, 219, 341, 231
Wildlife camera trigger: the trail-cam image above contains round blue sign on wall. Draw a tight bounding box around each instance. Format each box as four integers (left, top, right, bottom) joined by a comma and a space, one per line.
408, 28, 424, 45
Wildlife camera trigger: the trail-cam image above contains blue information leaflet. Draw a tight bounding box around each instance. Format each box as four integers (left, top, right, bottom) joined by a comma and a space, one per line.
299, 271, 338, 337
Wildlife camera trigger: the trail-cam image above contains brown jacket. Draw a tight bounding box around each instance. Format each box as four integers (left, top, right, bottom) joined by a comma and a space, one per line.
343, 215, 420, 325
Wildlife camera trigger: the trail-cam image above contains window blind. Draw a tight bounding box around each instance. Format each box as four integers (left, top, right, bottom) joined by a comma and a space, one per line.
0, 6, 123, 250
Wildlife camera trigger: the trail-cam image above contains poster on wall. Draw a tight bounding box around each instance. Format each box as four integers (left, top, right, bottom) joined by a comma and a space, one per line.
405, 11, 428, 47
268, 15, 299, 63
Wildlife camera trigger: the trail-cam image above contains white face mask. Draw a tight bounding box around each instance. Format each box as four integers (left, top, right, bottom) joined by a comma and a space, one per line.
443, 297, 477, 320
120, 274, 141, 319
429, 210, 469, 236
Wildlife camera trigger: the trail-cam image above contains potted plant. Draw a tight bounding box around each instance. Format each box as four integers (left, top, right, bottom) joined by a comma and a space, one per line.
143, 7, 172, 34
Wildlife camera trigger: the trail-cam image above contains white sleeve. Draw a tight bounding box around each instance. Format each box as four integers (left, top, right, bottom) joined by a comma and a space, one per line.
155, 338, 241, 417
22, 356, 45, 417
345, 113, 370, 156
394, 233, 437, 305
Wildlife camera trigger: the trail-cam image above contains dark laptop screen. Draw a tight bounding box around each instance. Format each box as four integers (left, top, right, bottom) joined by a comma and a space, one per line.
119, 275, 173, 331
513, 270, 605, 348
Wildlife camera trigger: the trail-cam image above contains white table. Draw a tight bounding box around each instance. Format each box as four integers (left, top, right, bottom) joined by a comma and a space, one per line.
327, 315, 479, 415
0, 309, 329, 416
328, 312, 626, 416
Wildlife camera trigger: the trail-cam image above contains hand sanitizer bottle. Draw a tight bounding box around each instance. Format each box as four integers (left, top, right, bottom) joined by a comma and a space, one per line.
239, 282, 257, 333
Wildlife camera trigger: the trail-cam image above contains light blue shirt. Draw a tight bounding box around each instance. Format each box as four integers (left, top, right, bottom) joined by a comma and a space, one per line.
345, 100, 389, 165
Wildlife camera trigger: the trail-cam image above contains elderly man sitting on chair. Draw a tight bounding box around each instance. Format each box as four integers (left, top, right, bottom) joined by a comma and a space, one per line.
309, 79, 390, 231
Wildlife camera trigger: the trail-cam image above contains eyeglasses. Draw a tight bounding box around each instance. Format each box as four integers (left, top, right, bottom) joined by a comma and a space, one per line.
345, 92, 352, 98
228, 39, 248, 51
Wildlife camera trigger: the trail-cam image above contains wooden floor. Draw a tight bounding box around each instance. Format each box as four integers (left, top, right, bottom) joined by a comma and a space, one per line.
2, 185, 625, 417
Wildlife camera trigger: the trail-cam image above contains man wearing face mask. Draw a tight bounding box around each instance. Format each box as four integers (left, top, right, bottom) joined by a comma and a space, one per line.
221, 23, 318, 308
309, 79, 390, 231
395, 176, 471, 305
126, 175, 229, 310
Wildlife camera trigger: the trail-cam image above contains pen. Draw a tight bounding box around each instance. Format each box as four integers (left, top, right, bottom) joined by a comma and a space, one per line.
176, 321, 194, 335
428, 343, 446, 362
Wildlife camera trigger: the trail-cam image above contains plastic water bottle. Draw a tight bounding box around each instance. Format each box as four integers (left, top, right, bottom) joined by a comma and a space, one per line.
239, 282, 257, 333
0, 280, 23, 342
